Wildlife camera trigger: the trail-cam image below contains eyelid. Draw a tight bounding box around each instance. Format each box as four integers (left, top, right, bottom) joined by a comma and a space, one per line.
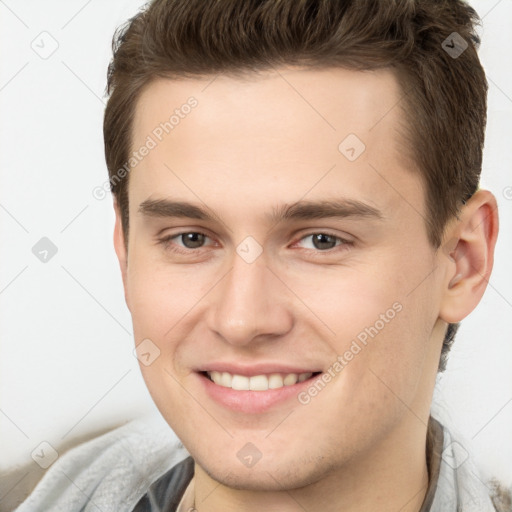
155, 229, 218, 257
159, 230, 215, 246
292, 229, 353, 246
157, 229, 354, 255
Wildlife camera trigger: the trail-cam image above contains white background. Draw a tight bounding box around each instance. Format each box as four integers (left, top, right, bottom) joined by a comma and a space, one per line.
0, 0, 511, 507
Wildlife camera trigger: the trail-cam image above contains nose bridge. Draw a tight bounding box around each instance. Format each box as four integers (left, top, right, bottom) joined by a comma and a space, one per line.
207, 251, 292, 346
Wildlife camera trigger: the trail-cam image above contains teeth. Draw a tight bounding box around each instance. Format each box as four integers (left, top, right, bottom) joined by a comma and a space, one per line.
283, 373, 298, 386
268, 373, 284, 389
220, 372, 231, 387
210, 370, 221, 383
231, 375, 250, 390
207, 371, 313, 390
249, 375, 268, 391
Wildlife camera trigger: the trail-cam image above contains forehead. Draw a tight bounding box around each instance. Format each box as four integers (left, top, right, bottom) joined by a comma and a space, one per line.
133, 66, 405, 148
129, 67, 422, 224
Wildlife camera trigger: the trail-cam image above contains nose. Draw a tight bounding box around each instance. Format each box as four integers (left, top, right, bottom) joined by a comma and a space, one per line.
205, 252, 294, 347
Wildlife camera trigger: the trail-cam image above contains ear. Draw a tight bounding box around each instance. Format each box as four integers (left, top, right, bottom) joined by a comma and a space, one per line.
439, 189, 499, 323
113, 200, 131, 311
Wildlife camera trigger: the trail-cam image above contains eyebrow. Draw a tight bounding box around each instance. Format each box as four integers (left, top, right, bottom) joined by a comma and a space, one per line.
267, 199, 383, 223
138, 198, 383, 224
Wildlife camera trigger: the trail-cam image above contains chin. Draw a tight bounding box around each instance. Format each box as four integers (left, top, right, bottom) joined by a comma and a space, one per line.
196, 451, 333, 492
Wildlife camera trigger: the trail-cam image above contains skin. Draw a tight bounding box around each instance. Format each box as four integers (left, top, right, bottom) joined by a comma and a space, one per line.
113, 67, 498, 512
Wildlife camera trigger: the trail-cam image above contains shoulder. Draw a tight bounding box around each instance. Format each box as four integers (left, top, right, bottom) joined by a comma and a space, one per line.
14, 414, 189, 512
432, 419, 511, 512
489, 479, 512, 512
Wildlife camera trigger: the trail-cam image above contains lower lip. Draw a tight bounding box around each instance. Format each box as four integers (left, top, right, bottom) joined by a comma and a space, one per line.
198, 372, 320, 413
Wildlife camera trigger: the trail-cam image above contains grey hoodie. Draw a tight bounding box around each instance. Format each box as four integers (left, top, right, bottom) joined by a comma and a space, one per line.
13, 414, 509, 511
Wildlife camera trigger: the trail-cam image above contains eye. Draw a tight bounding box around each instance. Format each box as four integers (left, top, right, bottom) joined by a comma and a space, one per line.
295, 232, 349, 251
158, 231, 214, 253
175, 232, 208, 249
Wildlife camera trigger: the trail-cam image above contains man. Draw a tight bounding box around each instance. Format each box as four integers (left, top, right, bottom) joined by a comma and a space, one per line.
15, 0, 510, 511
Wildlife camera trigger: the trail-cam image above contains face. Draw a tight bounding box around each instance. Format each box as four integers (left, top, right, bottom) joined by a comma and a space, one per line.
116, 67, 448, 490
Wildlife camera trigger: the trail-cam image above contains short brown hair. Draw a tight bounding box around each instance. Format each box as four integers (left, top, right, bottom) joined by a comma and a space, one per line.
103, 0, 488, 371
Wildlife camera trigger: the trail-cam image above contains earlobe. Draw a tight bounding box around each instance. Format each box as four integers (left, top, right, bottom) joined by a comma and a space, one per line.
113, 200, 130, 310
439, 189, 499, 323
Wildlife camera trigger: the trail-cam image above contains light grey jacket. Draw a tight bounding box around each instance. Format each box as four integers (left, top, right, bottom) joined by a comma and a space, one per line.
13, 413, 509, 511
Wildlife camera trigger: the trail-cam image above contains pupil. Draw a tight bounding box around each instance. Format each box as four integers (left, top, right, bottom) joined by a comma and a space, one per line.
182, 233, 205, 248
313, 233, 336, 250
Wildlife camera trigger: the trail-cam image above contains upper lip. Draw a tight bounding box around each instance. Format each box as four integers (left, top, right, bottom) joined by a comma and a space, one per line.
198, 362, 322, 376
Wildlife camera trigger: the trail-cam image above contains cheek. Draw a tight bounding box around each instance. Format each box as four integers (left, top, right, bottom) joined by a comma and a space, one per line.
282, 259, 405, 341
126, 259, 200, 418
286, 253, 436, 392
126, 252, 202, 338
126, 263, 192, 405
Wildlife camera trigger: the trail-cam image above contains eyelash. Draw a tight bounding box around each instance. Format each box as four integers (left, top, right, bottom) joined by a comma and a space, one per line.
157, 231, 353, 257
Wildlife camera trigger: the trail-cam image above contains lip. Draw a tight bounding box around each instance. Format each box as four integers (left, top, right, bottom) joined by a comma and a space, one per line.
198, 362, 322, 376
196, 369, 322, 414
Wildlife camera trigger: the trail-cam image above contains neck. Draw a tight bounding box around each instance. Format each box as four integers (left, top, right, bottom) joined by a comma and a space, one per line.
192, 417, 430, 512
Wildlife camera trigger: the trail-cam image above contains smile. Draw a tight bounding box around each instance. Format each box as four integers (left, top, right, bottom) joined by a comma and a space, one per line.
205, 371, 319, 390
197, 365, 324, 413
